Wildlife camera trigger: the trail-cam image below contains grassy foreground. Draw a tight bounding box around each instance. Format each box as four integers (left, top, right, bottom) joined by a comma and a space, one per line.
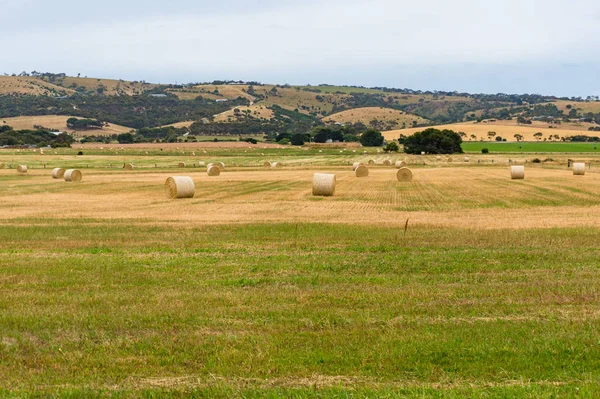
1, 221, 599, 397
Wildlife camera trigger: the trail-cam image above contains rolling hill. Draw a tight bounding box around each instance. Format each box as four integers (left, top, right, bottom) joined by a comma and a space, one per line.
324, 107, 429, 130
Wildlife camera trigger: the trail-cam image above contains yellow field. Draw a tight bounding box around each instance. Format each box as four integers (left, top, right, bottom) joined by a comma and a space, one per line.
1, 115, 133, 136
213, 104, 275, 122
324, 107, 429, 128
0, 76, 73, 96
55, 77, 156, 96
1, 152, 599, 229
384, 119, 597, 142
551, 100, 600, 114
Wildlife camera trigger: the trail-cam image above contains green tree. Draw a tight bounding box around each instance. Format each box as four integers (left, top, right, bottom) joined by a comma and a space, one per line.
290, 133, 307, 146
533, 132, 543, 141
514, 134, 523, 142
383, 141, 399, 153
359, 129, 384, 147
401, 128, 463, 154
117, 133, 134, 144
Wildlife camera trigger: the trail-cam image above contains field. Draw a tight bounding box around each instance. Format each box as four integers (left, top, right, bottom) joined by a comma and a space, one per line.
324, 107, 429, 129
2, 146, 600, 397
384, 119, 598, 142
1, 115, 133, 136
463, 141, 600, 153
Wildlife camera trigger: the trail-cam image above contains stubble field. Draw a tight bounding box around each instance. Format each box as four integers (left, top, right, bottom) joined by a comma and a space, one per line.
1, 147, 600, 397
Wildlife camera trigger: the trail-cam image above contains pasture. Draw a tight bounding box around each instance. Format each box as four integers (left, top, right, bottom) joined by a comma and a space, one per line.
1, 146, 600, 397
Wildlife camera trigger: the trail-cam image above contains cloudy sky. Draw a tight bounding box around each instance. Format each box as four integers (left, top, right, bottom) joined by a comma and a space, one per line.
1, 0, 599, 96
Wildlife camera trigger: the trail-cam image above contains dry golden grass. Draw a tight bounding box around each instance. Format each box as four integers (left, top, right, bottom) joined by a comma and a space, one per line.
0, 76, 74, 96
324, 107, 429, 127
0, 115, 133, 136
3, 164, 600, 229
384, 120, 595, 142
551, 100, 600, 114
213, 104, 275, 122
55, 77, 156, 96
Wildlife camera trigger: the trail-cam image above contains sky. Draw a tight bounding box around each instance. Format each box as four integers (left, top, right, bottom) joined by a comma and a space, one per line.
1, 0, 600, 97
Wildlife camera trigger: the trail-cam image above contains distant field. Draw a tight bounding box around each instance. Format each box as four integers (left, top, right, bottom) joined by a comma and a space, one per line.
213, 104, 274, 122
324, 106, 429, 128
0, 76, 73, 96
463, 141, 600, 153
384, 120, 598, 142
1, 115, 133, 136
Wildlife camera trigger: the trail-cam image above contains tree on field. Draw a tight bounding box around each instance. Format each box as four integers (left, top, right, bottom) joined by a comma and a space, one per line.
117, 133, 134, 144
383, 141, 399, 153
534, 132, 543, 141
514, 134, 523, 142
487, 131, 496, 140
359, 129, 384, 147
470, 134, 477, 140
290, 133, 307, 146
401, 128, 463, 155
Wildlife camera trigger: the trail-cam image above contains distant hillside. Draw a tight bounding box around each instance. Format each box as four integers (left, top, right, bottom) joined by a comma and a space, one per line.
0, 73, 599, 138
324, 107, 429, 131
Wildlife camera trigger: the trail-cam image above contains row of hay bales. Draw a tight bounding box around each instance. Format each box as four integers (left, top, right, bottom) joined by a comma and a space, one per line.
509, 163, 587, 179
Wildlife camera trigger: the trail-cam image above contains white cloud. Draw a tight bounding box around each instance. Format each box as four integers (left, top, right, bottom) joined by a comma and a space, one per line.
1, 0, 599, 95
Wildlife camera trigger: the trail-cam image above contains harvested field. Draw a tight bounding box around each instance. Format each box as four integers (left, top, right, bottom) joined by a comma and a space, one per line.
2, 148, 600, 397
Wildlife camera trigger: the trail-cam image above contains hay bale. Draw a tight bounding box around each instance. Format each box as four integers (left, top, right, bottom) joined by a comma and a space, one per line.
510, 165, 525, 180
355, 165, 369, 177
178, 162, 186, 168
207, 166, 221, 176
51, 168, 65, 179
198, 161, 206, 167
352, 162, 363, 171
64, 169, 82, 182
383, 160, 392, 166
394, 161, 406, 169
313, 173, 336, 196
447, 157, 453, 162
396, 167, 413, 182
271, 162, 282, 168
263, 161, 272, 168
0, 162, 5, 169
17, 165, 27, 173
124, 163, 134, 170
164, 176, 195, 199
573, 162, 586, 176
436, 156, 441, 161
464, 157, 470, 162
368, 159, 375, 166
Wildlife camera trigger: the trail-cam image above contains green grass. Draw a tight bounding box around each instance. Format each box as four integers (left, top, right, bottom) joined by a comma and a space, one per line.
1, 221, 599, 396
463, 141, 600, 153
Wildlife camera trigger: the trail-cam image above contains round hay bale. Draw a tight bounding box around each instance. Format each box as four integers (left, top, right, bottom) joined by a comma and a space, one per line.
207, 166, 221, 176
383, 160, 392, 166
198, 161, 206, 167
51, 168, 65, 179
421, 151, 426, 155
164, 176, 195, 199
447, 157, 453, 162
271, 162, 282, 168
64, 169, 82, 182
352, 162, 363, 171
573, 162, 585, 176
313, 173, 336, 196
355, 165, 369, 177
178, 162, 186, 168
124, 163, 134, 170
510, 165, 525, 180
436, 156, 441, 161
396, 167, 413, 182
368, 159, 375, 166
263, 161, 272, 168
464, 157, 470, 162
17, 165, 27, 173
394, 161, 406, 169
